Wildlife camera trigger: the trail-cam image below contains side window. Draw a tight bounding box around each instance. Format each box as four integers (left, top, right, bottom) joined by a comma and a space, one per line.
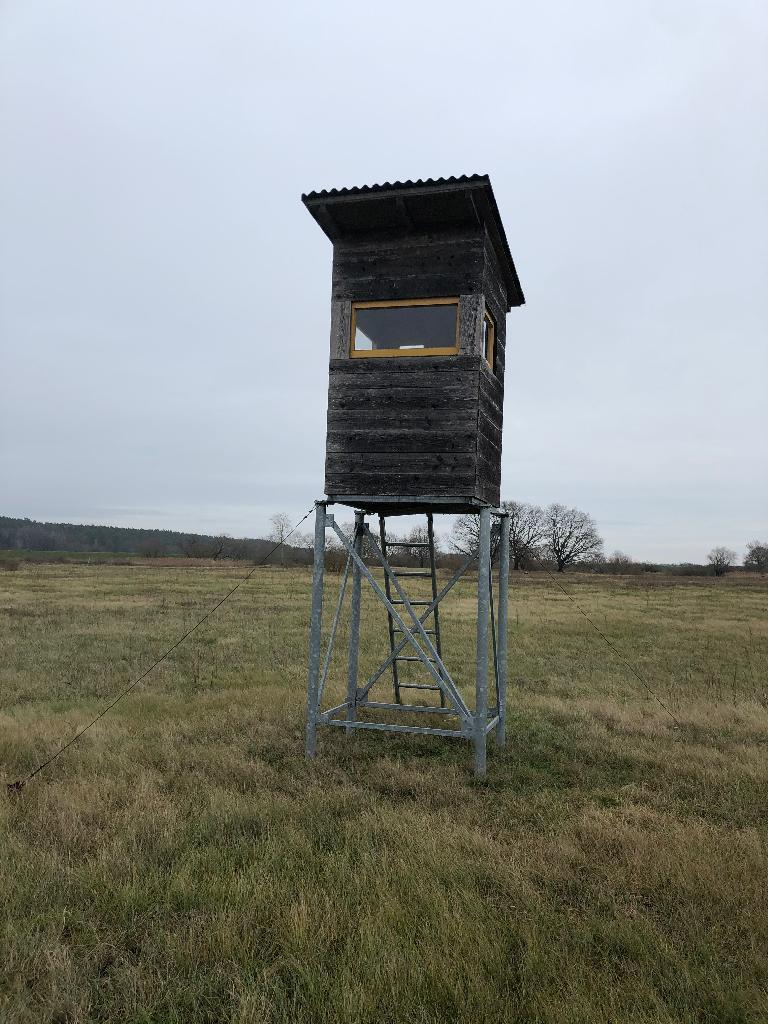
482, 310, 496, 372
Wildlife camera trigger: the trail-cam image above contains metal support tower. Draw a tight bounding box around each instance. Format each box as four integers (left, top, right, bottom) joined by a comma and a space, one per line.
305, 501, 511, 777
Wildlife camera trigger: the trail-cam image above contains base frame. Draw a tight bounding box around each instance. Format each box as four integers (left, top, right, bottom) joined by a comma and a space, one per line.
305, 501, 510, 777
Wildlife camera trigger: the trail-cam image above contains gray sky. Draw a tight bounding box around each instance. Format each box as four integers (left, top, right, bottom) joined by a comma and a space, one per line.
1, 0, 766, 562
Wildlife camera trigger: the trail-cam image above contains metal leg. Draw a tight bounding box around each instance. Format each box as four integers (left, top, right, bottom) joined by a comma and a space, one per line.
346, 512, 364, 734
489, 562, 499, 712
497, 513, 510, 747
474, 507, 491, 778
305, 502, 326, 759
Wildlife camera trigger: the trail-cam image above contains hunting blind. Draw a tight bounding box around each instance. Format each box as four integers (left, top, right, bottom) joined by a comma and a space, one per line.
303, 175, 524, 512
302, 176, 525, 776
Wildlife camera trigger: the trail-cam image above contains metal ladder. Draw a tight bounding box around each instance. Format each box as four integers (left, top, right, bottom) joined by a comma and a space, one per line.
378, 512, 446, 706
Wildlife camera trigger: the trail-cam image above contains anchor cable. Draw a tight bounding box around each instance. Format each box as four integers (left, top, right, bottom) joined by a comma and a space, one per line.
6, 506, 315, 794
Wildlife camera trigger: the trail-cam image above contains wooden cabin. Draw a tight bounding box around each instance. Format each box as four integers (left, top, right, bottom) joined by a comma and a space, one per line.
302, 175, 524, 513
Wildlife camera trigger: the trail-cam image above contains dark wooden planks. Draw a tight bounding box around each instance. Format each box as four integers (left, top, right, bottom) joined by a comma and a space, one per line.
331, 231, 485, 303
329, 373, 478, 394
325, 473, 478, 496
329, 354, 478, 375
325, 357, 487, 500
327, 411, 478, 432
318, 210, 518, 505
329, 392, 477, 414
482, 229, 509, 316
327, 428, 478, 454
475, 362, 504, 505
328, 452, 476, 473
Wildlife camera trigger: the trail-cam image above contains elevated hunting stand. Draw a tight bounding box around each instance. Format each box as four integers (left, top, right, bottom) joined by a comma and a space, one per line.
302, 175, 524, 776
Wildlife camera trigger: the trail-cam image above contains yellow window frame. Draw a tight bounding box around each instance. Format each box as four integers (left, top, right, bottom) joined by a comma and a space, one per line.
350, 298, 461, 359
483, 309, 496, 371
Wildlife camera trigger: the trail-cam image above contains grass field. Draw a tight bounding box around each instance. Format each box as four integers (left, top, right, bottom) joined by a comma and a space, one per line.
1, 562, 767, 1023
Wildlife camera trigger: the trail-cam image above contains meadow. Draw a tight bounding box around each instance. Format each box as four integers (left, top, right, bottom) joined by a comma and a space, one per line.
1, 561, 767, 1024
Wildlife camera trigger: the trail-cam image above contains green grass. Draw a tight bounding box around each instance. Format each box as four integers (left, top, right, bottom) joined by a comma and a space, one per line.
1, 563, 767, 1023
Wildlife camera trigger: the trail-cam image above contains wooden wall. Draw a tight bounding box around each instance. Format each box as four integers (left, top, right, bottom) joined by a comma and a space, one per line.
476, 229, 509, 506
326, 356, 481, 502
324, 226, 509, 508
330, 229, 485, 303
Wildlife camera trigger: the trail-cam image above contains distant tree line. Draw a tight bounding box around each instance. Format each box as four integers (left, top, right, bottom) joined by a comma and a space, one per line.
2, 514, 764, 577
0, 516, 309, 565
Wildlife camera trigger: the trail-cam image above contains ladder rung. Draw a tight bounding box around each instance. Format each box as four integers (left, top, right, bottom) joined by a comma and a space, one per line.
398, 683, 443, 691
391, 599, 431, 605
386, 542, 430, 548
394, 627, 436, 634
393, 570, 432, 578
396, 656, 437, 663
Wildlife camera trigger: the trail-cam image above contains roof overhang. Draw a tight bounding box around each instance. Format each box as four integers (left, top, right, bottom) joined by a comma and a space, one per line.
302, 175, 525, 308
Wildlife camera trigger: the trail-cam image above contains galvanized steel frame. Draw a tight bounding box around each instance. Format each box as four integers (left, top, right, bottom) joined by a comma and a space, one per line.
305, 500, 511, 777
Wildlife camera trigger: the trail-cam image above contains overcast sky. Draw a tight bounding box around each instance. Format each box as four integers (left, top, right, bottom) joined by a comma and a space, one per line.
1, 0, 766, 562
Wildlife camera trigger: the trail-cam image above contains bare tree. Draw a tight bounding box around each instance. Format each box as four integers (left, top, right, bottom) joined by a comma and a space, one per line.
452, 503, 543, 566
450, 514, 482, 556
543, 504, 603, 572
605, 550, 635, 574
324, 534, 346, 573
501, 500, 545, 570
708, 546, 736, 577
269, 513, 293, 567
325, 521, 355, 573
137, 537, 166, 558
226, 538, 255, 561
180, 534, 228, 559
744, 540, 768, 573
210, 535, 228, 561
408, 525, 431, 567
179, 535, 198, 557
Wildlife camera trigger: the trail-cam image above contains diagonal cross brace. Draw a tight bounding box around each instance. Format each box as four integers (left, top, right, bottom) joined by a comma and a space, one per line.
317, 549, 352, 707
357, 549, 477, 702
362, 527, 471, 718
328, 520, 471, 722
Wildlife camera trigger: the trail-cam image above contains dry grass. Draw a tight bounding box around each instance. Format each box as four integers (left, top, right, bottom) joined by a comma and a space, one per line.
1, 564, 767, 1023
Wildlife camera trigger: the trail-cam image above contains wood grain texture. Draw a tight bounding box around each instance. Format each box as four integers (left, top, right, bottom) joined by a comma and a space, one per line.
325, 352, 506, 504
482, 229, 509, 317
459, 294, 483, 356
327, 410, 479, 431
328, 452, 476, 473
331, 231, 485, 303
476, 360, 504, 506
326, 429, 478, 454
325, 358, 487, 500
329, 300, 351, 359
325, 473, 478, 496
319, 217, 516, 506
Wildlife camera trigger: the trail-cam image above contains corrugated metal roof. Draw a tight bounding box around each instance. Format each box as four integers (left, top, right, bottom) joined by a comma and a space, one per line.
301, 174, 524, 307
301, 174, 489, 202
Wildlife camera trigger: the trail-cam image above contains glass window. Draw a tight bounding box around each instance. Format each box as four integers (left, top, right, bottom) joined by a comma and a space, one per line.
482, 310, 496, 371
351, 299, 459, 358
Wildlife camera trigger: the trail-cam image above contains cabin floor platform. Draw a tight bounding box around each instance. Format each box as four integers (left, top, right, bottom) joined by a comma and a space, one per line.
326, 494, 494, 516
